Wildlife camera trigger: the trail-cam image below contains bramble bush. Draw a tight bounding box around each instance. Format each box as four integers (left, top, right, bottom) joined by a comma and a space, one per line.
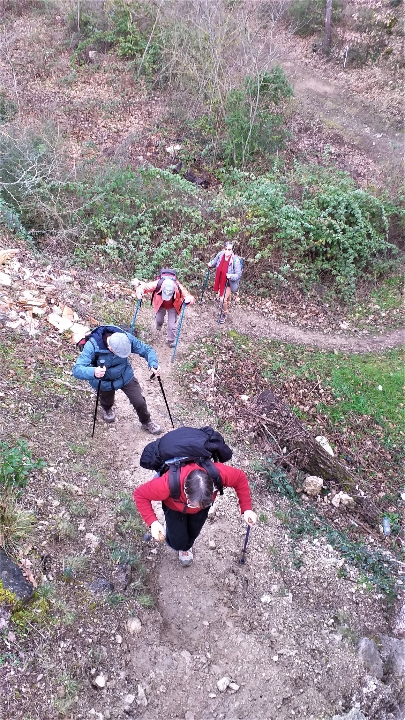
0, 121, 399, 298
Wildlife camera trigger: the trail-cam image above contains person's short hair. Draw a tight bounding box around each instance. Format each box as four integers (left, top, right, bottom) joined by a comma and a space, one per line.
224, 241, 234, 251
184, 469, 214, 509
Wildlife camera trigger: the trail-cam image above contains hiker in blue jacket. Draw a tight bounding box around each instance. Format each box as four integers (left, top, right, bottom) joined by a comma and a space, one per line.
72, 325, 162, 434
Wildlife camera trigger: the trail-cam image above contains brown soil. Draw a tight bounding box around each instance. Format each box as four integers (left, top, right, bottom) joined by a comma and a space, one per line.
0, 5, 404, 719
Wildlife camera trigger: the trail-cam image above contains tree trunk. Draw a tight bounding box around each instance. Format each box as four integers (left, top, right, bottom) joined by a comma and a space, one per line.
256, 389, 355, 487
322, 0, 333, 53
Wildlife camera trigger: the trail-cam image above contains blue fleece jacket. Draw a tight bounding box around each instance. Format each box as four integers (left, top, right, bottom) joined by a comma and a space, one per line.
72, 325, 158, 392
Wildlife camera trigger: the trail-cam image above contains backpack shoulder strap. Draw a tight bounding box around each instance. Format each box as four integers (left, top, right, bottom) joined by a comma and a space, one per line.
168, 461, 182, 499
168, 462, 188, 513
199, 458, 224, 495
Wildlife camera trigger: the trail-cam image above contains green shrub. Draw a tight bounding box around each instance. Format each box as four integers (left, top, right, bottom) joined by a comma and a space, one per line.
65, 165, 209, 279
223, 67, 293, 167
215, 165, 396, 298
0, 440, 45, 494
71, 0, 161, 78
0, 441, 42, 554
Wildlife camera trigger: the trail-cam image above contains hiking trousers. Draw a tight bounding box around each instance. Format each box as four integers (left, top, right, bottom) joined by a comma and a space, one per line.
99, 377, 151, 424
216, 285, 232, 315
155, 307, 178, 343
162, 504, 210, 551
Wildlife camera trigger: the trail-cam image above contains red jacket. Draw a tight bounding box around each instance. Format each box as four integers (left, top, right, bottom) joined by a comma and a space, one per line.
133, 462, 253, 526
140, 279, 194, 314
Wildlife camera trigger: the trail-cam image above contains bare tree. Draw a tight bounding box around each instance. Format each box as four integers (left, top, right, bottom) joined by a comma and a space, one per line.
322, 0, 333, 53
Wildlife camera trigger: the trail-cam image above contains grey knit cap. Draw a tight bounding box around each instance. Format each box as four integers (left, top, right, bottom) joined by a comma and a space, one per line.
108, 332, 131, 358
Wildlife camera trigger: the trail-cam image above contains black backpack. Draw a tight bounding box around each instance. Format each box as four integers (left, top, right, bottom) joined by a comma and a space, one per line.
140, 426, 233, 499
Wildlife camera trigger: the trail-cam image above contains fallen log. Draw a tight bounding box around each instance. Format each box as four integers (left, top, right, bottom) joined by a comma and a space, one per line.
255, 389, 355, 488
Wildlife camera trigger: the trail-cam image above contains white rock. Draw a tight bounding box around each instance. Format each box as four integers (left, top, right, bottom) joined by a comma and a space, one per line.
377, 385, 382, 391
331, 491, 354, 508
303, 475, 324, 496
208, 693, 217, 699
315, 436, 334, 456
217, 676, 231, 692
166, 144, 182, 156
94, 674, 106, 688
240, 395, 249, 402
85, 533, 100, 551
89, 710, 104, 720
209, 539, 216, 549
260, 594, 272, 604
127, 617, 142, 635
136, 685, 148, 707
228, 682, 240, 691
123, 694, 135, 708
272, 655, 279, 662
115, 634, 122, 644
0, 272, 12, 287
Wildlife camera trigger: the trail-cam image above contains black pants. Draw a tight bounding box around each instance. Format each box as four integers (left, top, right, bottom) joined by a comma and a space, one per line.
99, 377, 150, 425
162, 504, 210, 552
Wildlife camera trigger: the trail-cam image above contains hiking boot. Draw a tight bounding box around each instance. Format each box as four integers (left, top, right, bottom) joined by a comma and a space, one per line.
167, 340, 175, 348
218, 315, 227, 324
178, 549, 193, 567
101, 407, 115, 423
142, 421, 162, 435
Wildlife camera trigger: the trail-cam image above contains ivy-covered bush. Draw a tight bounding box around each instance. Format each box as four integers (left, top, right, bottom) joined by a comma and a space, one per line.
215, 166, 395, 298
64, 166, 210, 280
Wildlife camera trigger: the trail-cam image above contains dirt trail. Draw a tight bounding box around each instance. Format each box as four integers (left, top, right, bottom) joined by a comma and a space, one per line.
186, 300, 404, 352
97, 306, 401, 720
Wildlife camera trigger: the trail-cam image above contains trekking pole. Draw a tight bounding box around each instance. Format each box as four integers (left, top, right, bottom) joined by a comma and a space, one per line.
91, 361, 105, 438
171, 301, 186, 363
157, 376, 175, 429
218, 279, 229, 324
238, 524, 251, 565
130, 297, 142, 334
198, 268, 210, 304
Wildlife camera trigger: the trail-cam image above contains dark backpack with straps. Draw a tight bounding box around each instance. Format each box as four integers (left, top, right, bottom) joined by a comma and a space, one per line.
139, 426, 233, 498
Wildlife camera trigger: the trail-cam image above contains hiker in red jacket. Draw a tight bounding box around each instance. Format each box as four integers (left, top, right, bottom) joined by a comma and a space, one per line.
133, 463, 257, 567
137, 270, 195, 347
208, 242, 243, 323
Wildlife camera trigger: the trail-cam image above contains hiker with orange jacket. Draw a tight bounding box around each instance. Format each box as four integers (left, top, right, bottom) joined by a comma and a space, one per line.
137, 269, 195, 347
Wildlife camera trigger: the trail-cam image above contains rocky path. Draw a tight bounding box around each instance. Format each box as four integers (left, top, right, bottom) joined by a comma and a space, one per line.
97, 305, 402, 720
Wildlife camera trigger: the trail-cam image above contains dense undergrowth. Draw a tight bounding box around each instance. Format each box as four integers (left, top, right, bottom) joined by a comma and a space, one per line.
1, 0, 404, 299
0, 129, 402, 300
